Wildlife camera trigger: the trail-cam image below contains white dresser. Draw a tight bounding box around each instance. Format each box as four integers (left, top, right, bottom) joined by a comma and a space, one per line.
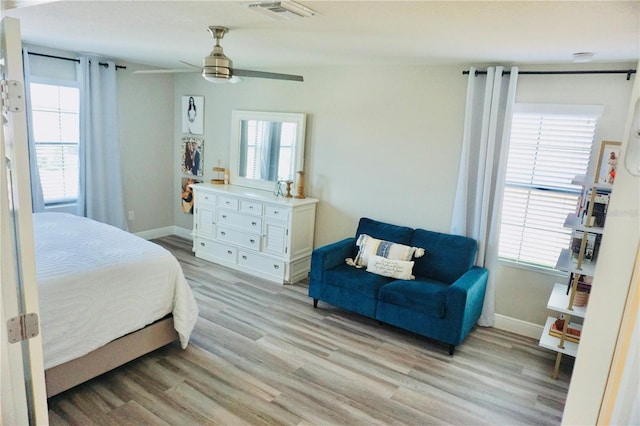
191, 184, 318, 284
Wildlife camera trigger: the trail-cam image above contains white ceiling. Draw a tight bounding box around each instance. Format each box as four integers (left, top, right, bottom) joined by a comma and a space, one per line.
3, 1, 639, 71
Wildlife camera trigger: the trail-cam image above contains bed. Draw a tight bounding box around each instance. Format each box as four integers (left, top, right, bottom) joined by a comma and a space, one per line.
32, 212, 199, 397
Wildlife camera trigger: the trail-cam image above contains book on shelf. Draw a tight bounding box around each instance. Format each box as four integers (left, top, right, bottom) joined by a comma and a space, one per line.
566, 273, 593, 294
550, 317, 582, 343
570, 230, 602, 263
578, 190, 610, 227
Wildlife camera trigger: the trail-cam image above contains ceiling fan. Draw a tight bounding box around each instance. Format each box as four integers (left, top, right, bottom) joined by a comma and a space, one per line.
135, 26, 304, 83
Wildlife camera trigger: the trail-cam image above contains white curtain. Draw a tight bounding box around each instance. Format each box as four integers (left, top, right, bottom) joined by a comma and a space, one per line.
21, 47, 45, 212
450, 66, 519, 327
77, 56, 127, 230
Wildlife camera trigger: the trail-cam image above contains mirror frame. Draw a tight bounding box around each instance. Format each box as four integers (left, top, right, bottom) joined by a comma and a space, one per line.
229, 110, 307, 191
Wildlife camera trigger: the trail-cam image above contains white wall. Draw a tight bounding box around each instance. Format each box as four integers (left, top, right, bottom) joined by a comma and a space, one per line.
117, 62, 175, 233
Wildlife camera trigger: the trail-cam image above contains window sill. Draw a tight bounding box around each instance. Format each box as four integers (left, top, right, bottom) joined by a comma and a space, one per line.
498, 258, 568, 278
44, 203, 77, 214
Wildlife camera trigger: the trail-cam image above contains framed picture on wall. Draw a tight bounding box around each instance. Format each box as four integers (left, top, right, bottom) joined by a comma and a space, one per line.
181, 177, 202, 214
181, 137, 204, 177
181, 95, 204, 135
595, 141, 621, 185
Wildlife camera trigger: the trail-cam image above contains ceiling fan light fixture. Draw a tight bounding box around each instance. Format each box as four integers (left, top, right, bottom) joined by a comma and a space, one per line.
248, 1, 316, 19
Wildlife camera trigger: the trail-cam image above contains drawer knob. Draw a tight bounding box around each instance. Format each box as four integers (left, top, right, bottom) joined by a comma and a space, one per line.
249, 206, 254, 209
250, 239, 256, 244
274, 211, 279, 215
221, 231, 226, 236
227, 250, 232, 255
200, 242, 205, 247
273, 265, 279, 269
222, 215, 227, 219
242, 255, 247, 260
251, 221, 257, 226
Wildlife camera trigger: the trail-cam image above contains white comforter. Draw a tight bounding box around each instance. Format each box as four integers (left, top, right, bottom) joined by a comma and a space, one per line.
33, 212, 199, 370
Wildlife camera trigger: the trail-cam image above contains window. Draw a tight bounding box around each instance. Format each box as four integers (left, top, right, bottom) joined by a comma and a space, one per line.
498, 104, 602, 270
30, 82, 80, 205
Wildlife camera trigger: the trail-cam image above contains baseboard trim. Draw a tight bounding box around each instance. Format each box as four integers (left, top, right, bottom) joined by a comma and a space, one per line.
493, 314, 543, 340
135, 226, 193, 241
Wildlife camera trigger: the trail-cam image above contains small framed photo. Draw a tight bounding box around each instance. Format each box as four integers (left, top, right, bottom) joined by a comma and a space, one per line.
180, 177, 202, 214
182, 137, 204, 177
182, 95, 204, 135
595, 141, 621, 185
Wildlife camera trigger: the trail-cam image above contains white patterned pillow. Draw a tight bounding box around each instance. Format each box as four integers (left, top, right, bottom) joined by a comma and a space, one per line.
366, 255, 415, 280
345, 234, 425, 268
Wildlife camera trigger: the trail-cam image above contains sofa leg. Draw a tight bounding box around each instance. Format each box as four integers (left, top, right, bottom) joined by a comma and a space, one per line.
313, 298, 318, 308
448, 344, 455, 356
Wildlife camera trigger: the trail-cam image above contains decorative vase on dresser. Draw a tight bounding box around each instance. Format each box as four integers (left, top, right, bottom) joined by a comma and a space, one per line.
191, 183, 318, 284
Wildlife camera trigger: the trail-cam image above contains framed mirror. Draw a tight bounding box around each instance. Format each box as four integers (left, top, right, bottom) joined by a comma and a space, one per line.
229, 110, 307, 191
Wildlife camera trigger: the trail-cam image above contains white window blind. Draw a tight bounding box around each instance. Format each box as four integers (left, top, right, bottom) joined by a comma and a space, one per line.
498, 104, 602, 269
30, 82, 80, 205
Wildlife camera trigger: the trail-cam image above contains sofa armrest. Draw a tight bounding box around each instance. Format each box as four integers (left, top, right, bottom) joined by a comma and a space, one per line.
311, 237, 356, 273
445, 266, 489, 341
308, 238, 356, 297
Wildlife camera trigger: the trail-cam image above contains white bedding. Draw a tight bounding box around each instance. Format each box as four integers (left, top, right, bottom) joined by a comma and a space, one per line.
33, 212, 199, 370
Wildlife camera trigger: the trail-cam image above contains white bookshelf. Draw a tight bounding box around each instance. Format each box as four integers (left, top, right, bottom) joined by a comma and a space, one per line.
539, 316, 580, 357
547, 282, 588, 318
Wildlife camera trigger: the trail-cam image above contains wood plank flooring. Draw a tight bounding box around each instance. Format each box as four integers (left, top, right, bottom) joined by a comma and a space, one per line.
47, 235, 573, 425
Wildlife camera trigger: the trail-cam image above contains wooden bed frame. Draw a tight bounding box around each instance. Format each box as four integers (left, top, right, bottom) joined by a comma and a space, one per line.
45, 316, 177, 398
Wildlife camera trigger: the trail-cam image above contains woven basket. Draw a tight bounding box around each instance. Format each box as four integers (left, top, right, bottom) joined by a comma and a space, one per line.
574, 291, 590, 307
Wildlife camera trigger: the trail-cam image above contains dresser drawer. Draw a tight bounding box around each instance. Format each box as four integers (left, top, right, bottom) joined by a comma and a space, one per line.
196, 238, 237, 262
264, 204, 290, 221
218, 196, 239, 210
239, 200, 263, 216
238, 251, 285, 279
218, 210, 262, 231
197, 192, 216, 207
217, 227, 261, 251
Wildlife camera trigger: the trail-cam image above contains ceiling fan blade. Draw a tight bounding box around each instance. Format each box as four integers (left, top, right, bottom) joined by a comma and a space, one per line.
179, 60, 203, 70
233, 68, 304, 82
133, 68, 201, 74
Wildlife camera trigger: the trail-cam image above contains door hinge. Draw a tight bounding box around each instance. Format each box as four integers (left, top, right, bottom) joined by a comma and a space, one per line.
1, 80, 25, 114
7, 313, 39, 343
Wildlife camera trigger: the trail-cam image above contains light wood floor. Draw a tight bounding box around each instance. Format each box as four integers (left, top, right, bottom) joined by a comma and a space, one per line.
48, 235, 573, 425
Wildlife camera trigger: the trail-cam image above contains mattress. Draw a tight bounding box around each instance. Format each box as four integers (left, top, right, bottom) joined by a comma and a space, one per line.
33, 212, 199, 370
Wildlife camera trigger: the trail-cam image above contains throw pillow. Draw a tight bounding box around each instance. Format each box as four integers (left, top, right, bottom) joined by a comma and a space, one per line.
366, 255, 415, 280
345, 234, 425, 267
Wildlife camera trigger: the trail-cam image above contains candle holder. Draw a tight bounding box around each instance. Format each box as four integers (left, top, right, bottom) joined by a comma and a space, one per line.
294, 171, 305, 199
284, 180, 294, 198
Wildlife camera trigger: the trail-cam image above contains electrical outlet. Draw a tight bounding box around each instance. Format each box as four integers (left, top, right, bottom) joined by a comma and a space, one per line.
128, 211, 135, 221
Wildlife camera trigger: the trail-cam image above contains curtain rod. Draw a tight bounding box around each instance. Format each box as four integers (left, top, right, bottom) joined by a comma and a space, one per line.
462, 69, 637, 80
27, 51, 127, 70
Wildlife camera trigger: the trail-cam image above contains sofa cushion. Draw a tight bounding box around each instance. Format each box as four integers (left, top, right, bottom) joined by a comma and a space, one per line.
410, 229, 478, 284
325, 264, 392, 298
366, 255, 415, 280
377, 279, 449, 319
351, 234, 424, 267
355, 217, 414, 246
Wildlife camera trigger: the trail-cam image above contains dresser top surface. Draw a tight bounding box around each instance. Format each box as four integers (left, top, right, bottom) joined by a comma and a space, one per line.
191, 183, 318, 206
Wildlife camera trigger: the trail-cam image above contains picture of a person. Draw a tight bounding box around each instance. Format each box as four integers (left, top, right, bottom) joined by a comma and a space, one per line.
186, 96, 197, 133
191, 141, 201, 176
181, 179, 195, 213
607, 151, 618, 184
182, 95, 204, 134
183, 141, 193, 174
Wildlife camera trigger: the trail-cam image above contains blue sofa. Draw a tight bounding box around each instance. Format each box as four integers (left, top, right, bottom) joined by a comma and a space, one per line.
308, 217, 488, 355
